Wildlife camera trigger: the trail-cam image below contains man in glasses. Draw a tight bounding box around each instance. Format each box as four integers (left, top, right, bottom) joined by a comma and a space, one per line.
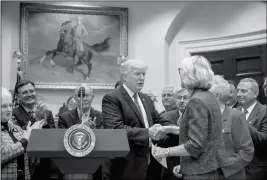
160, 88, 190, 180
58, 83, 103, 180
58, 83, 102, 129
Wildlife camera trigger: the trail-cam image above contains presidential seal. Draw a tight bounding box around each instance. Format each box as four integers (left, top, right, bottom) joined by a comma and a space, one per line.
63, 124, 96, 157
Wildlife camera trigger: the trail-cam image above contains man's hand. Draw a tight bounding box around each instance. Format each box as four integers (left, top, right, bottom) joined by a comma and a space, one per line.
23, 119, 45, 140
83, 117, 97, 129
35, 101, 48, 121
149, 124, 166, 140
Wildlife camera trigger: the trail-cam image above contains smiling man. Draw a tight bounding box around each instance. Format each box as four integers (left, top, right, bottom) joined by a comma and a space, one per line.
12, 80, 55, 180
236, 78, 267, 180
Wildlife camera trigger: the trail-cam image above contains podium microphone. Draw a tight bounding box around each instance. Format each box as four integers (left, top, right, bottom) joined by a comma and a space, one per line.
78, 86, 85, 119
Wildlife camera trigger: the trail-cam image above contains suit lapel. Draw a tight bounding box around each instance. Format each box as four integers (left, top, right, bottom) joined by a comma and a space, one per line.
120, 86, 146, 127
247, 102, 261, 125
139, 93, 153, 127
18, 105, 32, 125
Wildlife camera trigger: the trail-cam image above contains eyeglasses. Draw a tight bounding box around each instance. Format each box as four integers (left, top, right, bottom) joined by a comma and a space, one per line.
1, 103, 13, 111
178, 68, 182, 74
177, 96, 189, 100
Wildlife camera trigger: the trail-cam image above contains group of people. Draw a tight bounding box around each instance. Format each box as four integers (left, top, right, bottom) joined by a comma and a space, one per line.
1, 55, 267, 180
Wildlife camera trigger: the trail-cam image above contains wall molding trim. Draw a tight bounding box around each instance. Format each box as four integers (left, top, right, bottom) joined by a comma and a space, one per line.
178, 30, 267, 53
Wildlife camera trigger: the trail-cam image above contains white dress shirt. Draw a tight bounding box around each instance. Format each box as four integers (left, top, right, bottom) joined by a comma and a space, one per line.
123, 84, 149, 128
242, 101, 257, 120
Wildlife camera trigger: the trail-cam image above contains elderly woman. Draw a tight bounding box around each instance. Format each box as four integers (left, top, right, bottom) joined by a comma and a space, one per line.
154, 55, 225, 179
210, 75, 254, 179
1, 87, 45, 180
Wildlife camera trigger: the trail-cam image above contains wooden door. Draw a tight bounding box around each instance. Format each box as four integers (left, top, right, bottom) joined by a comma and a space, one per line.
191, 44, 267, 87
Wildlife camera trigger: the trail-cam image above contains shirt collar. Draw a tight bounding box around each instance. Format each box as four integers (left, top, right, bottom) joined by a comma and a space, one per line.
21, 104, 35, 113
77, 107, 91, 118
123, 84, 135, 98
243, 101, 257, 114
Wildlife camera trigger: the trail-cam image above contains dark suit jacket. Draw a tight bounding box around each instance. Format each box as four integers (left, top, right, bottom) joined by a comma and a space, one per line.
237, 102, 267, 165
13, 104, 55, 130
221, 107, 254, 179
179, 90, 226, 176
160, 110, 181, 180
102, 86, 172, 180
237, 102, 267, 180
58, 107, 103, 129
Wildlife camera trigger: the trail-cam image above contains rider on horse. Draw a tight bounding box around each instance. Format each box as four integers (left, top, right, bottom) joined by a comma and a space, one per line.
72, 16, 88, 63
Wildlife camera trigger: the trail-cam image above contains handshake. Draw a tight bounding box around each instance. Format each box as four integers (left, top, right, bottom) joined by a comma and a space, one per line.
149, 124, 180, 141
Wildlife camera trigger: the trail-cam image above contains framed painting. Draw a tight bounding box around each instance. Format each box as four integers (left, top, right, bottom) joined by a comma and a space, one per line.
20, 3, 128, 90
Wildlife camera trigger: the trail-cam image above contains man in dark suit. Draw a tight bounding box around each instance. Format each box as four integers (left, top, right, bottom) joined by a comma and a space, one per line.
58, 84, 102, 129
237, 78, 267, 180
58, 84, 103, 180
102, 59, 172, 180
160, 88, 190, 180
12, 80, 55, 180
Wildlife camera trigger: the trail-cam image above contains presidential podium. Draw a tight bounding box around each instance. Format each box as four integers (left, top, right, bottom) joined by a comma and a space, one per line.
27, 129, 130, 179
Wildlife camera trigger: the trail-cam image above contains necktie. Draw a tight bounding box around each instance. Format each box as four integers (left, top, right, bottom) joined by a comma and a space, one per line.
28, 111, 36, 124
133, 93, 142, 114
244, 109, 248, 115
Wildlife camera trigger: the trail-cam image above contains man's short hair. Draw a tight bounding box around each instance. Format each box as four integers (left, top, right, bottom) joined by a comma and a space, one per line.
14, 80, 35, 94
239, 78, 259, 95
74, 83, 93, 97
161, 86, 177, 95
120, 59, 148, 77
176, 88, 189, 96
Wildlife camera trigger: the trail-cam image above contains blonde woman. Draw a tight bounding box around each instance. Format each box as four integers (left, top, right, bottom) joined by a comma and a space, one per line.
154, 56, 226, 179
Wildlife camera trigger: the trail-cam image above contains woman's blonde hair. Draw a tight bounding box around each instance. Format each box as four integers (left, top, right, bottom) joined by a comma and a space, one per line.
180, 55, 214, 90
210, 75, 230, 103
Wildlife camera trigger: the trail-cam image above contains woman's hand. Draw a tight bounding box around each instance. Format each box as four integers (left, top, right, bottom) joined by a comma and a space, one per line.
154, 146, 169, 159
173, 165, 182, 178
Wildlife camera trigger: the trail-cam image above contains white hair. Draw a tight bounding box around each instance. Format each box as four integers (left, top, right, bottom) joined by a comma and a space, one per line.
239, 78, 259, 96
1, 87, 12, 102
162, 86, 178, 95
120, 59, 148, 79
74, 83, 93, 97
210, 75, 230, 103
180, 55, 214, 90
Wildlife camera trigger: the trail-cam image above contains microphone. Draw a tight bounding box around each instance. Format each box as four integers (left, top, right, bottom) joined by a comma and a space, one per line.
78, 86, 85, 119
78, 86, 85, 98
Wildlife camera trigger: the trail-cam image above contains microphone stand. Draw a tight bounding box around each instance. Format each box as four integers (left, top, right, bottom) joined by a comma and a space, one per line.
80, 94, 83, 121
78, 87, 85, 122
